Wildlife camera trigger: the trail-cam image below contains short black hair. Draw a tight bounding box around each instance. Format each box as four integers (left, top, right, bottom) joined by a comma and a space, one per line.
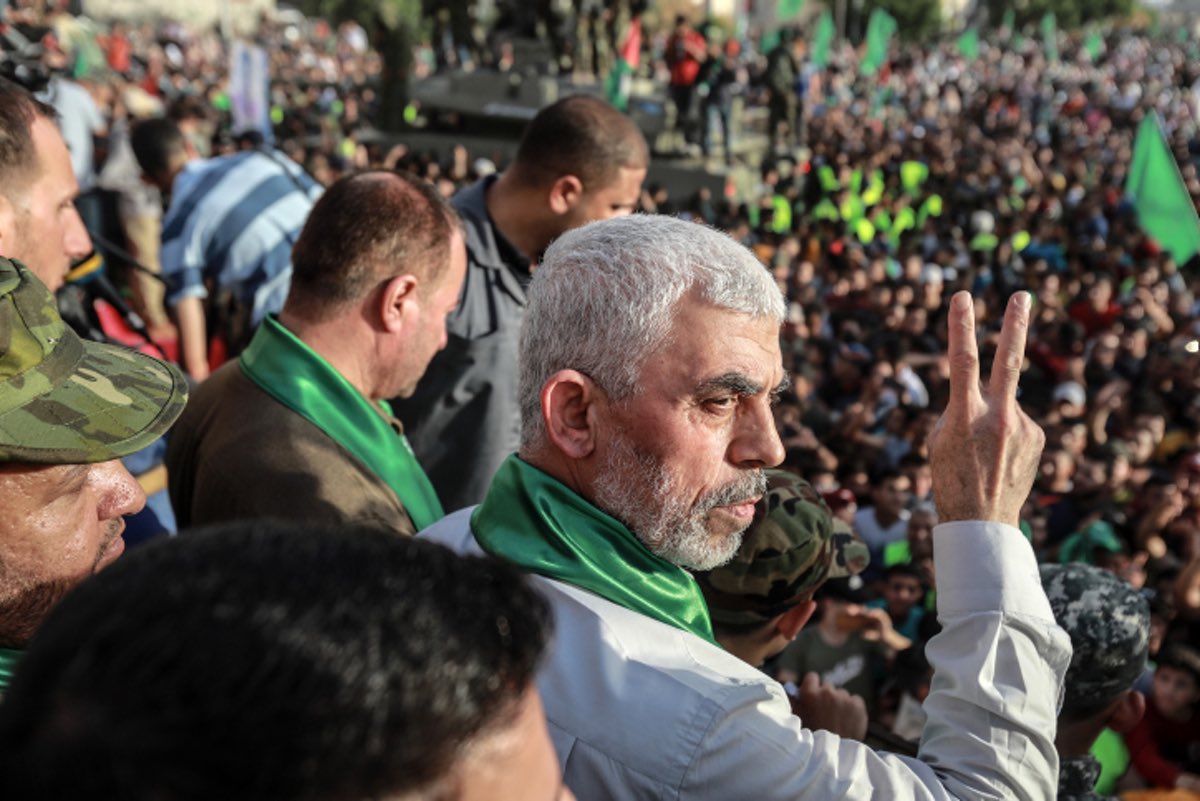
0, 521, 551, 800
1158, 644, 1200, 689
884, 563, 924, 583
130, 116, 188, 181
286, 170, 459, 320
0, 77, 56, 195
511, 95, 648, 191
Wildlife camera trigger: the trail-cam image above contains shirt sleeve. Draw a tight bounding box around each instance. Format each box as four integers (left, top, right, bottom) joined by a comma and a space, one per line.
678, 521, 1071, 801
159, 213, 211, 307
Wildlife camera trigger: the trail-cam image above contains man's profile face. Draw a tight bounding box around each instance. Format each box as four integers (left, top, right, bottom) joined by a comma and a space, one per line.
592, 297, 786, 570
884, 574, 923, 616
875, 476, 911, 517
564, 166, 646, 233
1151, 665, 1200, 719
457, 687, 575, 801
907, 511, 935, 552
0, 116, 92, 292
0, 460, 144, 647
390, 229, 468, 399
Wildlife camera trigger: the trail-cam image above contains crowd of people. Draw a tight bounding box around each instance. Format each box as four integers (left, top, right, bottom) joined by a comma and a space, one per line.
1, 0, 1199, 797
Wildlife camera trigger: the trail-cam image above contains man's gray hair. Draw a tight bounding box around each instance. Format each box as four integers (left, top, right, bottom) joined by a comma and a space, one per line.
519, 214, 785, 448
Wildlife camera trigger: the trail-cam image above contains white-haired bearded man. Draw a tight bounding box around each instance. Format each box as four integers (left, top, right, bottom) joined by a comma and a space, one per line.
424, 213, 1070, 800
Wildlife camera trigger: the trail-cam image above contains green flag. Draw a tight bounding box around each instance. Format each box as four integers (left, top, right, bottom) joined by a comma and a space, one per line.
1126, 114, 1200, 264
958, 28, 979, 60
811, 10, 835, 68
1041, 13, 1058, 63
780, 0, 805, 21
862, 8, 897, 76
1085, 29, 1103, 61
1002, 9, 1015, 36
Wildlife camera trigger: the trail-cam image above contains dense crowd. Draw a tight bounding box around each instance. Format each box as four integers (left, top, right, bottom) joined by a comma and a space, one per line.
2, 0, 1200, 795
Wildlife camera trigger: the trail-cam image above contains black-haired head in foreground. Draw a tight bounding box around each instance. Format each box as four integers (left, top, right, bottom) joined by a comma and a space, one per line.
0, 521, 555, 801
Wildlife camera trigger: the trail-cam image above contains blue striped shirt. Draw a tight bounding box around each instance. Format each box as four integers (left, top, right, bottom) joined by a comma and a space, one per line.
160, 150, 323, 324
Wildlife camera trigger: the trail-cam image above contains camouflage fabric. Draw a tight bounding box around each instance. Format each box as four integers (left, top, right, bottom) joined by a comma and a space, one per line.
696, 470, 870, 627
1040, 562, 1150, 714
1057, 754, 1113, 801
0, 258, 187, 464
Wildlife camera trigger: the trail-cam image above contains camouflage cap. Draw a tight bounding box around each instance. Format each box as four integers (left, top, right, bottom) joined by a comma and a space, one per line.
697, 470, 870, 627
1040, 562, 1150, 714
0, 258, 188, 464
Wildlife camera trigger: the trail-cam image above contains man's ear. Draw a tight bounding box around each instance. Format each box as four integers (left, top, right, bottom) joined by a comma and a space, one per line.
1106, 689, 1146, 734
540, 369, 601, 459
775, 599, 817, 642
547, 175, 585, 215
377, 273, 420, 333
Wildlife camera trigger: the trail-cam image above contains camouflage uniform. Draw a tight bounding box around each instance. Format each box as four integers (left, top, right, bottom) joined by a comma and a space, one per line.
697, 470, 870, 627
1040, 562, 1151, 801
1058, 754, 1107, 801
0, 257, 187, 464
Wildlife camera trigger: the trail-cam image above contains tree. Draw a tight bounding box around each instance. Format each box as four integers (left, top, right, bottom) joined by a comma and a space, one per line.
983, 0, 1132, 32
858, 0, 943, 44
291, 0, 425, 131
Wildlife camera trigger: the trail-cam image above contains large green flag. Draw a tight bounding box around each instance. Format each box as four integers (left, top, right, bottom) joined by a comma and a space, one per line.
862, 8, 897, 76
1041, 13, 1058, 63
780, 0, 806, 21
1126, 114, 1200, 264
1085, 29, 1103, 61
811, 9, 835, 67
958, 28, 979, 60
1001, 9, 1015, 36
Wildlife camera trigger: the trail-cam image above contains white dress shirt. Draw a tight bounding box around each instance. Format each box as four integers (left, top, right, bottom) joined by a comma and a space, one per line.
424, 513, 1071, 800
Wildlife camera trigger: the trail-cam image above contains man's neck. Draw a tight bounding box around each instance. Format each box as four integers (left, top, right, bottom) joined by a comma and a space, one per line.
874, 507, 900, 528
519, 448, 595, 506
163, 156, 193, 197
485, 173, 550, 263
816, 620, 849, 647
276, 310, 379, 401
1054, 719, 1105, 759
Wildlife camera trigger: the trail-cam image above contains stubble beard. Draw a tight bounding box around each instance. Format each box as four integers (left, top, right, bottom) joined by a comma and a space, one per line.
0, 518, 124, 649
594, 431, 767, 571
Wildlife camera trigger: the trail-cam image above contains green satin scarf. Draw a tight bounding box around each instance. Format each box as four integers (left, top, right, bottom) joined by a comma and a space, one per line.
472, 456, 715, 644
239, 316, 444, 530
0, 647, 20, 691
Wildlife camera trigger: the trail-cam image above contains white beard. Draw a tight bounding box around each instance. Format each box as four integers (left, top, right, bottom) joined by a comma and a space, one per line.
593, 430, 765, 571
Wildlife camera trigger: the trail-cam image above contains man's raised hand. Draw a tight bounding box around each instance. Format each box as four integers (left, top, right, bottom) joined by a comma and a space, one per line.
928, 291, 1044, 528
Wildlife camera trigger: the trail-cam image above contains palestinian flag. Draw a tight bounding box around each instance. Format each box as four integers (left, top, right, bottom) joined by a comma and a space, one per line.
606, 18, 642, 111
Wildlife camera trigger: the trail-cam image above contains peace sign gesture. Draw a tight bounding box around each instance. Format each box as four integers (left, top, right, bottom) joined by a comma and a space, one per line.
929, 291, 1045, 528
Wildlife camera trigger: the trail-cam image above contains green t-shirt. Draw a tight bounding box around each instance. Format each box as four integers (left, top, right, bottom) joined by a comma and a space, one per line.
1091, 727, 1130, 795
777, 627, 887, 714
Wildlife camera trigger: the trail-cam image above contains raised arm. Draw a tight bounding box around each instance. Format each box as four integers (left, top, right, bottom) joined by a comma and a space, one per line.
680, 293, 1071, 800
929, 291, 1043, 527
918, 291, 1069, 799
